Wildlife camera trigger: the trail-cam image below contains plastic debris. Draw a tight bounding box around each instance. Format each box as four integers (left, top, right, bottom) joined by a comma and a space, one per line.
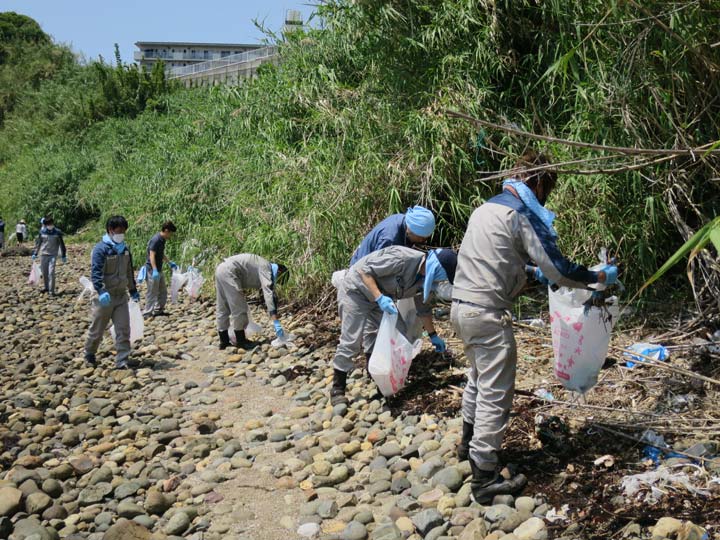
621, 464, 712, 502
593, 454, 615, 468
522, 318, 546, 328
640, 429, 685, 464
545, 504, 571, 523
623, 342, 668, 368
271, 333, 297, 348
533, 388, 555, 401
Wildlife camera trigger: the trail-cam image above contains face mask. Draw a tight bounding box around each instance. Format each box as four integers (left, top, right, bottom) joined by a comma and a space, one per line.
46, 225, 54, 231
111, 233, 125, 244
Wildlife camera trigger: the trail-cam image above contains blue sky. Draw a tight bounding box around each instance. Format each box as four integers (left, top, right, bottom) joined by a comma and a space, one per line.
2, 0, 316, 64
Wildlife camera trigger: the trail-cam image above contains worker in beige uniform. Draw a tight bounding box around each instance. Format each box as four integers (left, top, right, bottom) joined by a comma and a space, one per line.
330, 245, 457, 405
452, 150, 619, 502
214, 254, 289, 350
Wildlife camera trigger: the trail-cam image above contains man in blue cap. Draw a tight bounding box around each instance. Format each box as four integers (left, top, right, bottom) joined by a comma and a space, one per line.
452, 150, 619, 503
350, 205, 436, 265
330, 246, 457, 405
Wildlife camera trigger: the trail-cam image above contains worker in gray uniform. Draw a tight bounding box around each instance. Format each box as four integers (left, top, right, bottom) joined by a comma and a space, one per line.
330, 245, 457, 405
451, 150, 619, 502
32, 216, 67, 295
84, 215, 140, 369
143, 221, 178, 317
214, 254, 289, 350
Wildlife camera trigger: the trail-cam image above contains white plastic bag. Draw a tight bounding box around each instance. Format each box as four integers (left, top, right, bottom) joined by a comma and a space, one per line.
368, 312, 423, 396
184, 266, 205, 299
549, 286, 620, 393
110, 300, 144, 344
331, 269, 348, 289
170, 267, 189, 304
136, 265, 147, 284
28, 262, 42, 286
271, 331, 297, 348
76, 276, 96, 305
243, 310, 263, 339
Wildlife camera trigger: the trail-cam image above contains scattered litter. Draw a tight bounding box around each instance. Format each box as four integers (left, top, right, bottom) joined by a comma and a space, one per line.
669, 393, 696, 412
621, 463, 712, 502
640, 430, 685, 464
545, 504, 571, 523
533, 388, 555, 401
271, 332, 297, 348
522, 318, 546, 328
623, 343, 668, 368
593, 454, 615, 468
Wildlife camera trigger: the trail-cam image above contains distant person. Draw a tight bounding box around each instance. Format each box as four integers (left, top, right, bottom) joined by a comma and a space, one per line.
143, 221, 178, 317
451, 150, 619, 502
214, 254, 289, 350
16, 220, 27, 243
84, 215, 140, 369
330, 246, 456, 405
31, 216, 67, 295
0, 216, 5, 249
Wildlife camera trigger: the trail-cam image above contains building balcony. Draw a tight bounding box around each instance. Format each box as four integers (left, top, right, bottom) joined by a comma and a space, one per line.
134, 50, 249, 62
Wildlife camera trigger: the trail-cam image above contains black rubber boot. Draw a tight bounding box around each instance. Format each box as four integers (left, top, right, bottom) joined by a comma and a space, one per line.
84, 353, 97, 366
469, 459, 528, 504
457, 421, 474, 461
235, 330, 256, 350
218, 330, 231, 350
330, 369, 348, 406
365, 352, 372, 377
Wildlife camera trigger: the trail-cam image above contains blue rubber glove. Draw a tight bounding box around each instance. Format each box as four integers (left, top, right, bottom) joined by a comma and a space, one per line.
430, 333, 446, 353
62, 256, 67, 264
375, 294, 398, 315
273, 320, 284, 338
98, 292, 111, 306
130, 291, 140, 302
169, 261, 178, 270
534, 267, 550, 286
152, 269, 160, 281
600, 264, 618, 285
31, 254, 36, 260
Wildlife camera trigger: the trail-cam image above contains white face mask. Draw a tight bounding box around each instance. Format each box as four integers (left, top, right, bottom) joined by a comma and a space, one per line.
111, 233, 125, 244
46, 225, 54, 231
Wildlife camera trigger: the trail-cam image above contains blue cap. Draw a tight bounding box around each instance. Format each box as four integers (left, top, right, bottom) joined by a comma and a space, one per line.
405, 206, 435, 238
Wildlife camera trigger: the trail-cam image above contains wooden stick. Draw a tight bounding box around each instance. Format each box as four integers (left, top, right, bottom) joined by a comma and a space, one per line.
444, 110, 720, 156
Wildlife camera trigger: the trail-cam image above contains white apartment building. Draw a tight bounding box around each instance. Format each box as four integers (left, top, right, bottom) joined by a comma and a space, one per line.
134, 42, 264, 71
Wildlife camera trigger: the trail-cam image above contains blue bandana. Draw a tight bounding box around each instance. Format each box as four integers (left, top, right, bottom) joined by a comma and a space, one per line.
103, 233, 126, 255
271, 263, 279, 285
423, 250, 449, 302
503, 179, 557, 237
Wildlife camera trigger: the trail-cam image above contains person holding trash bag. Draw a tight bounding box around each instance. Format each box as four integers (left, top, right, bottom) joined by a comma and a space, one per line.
16, 220, 27, 243
214, 254, 289, 350
143, 221, 178, 317
451, 150, 619, 503
31, 216, 67, 295
84, 215, 140, 369
346, 205, 437, 367
330, 246, 457, 406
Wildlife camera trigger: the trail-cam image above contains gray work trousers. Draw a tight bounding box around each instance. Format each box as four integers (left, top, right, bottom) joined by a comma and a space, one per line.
144, 273, 167, 315
85, 293, 131, 365
451, 301, 517, 471
333, 288, 410, 373
40, 255, 57, 293
215, 267, 249, 332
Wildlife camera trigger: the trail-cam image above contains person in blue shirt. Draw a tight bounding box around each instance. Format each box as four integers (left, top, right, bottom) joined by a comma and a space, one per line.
349, 206, 436, 265
143, 221, 178, 317
31, 216, 67, 295
84, 215, 140, 369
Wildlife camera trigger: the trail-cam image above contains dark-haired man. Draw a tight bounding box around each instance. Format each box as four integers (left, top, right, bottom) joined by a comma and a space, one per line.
32, 216, 67, 295
451, 151, 619, 502
214, 254, 289, 350
143, 221, 178, 317
84, 216, 140, 369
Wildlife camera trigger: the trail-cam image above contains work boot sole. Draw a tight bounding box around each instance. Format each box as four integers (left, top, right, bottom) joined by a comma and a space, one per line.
471, 473, 528, 504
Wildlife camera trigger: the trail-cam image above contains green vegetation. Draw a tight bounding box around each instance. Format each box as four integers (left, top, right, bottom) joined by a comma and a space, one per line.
0, 3, 719, 309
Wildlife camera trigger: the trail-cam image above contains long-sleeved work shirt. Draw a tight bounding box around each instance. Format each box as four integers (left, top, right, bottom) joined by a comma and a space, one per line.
345, 245, 431, 316
453, 190, 598, 310
216, 254, 279, 315
350, 214, 412, 265
33, 228, 67, 258
90, 240, 137, 297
